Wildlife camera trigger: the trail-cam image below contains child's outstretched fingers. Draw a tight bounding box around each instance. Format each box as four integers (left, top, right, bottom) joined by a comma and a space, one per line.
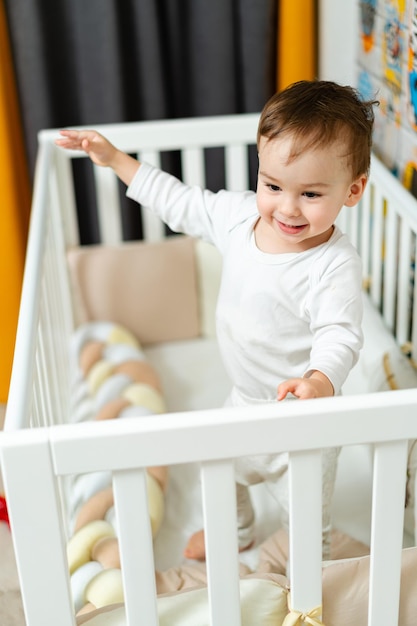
277, 378, 316, 400
278, 375, 333, 401
55, 130, 116, 168
56, 129, 95, 150
277, 379, 297, 401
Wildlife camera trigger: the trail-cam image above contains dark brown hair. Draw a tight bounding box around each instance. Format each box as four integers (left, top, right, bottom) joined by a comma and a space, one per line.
257, 80, 378, 178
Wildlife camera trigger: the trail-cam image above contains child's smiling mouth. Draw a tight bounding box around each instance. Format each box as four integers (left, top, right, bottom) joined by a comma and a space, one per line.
277, 220, 307, 234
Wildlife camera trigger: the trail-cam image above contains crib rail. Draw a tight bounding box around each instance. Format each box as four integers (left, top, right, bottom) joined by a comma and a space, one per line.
8, 111, 417, 433
1, 391, 416, 625
39, 113, 260, 245
5, 113, 417, 624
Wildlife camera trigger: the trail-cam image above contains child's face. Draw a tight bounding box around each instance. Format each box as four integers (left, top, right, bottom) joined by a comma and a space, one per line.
255, 135, 366, 254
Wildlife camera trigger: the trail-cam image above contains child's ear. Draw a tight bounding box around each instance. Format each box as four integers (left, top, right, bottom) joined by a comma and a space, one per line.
345, 175, 368, 207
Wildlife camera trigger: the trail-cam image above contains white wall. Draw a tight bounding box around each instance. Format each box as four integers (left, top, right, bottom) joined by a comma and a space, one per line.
318, 0, 359, 86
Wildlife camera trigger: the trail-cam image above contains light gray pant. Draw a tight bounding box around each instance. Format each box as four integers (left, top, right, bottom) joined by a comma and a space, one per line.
234, 446, 340, 560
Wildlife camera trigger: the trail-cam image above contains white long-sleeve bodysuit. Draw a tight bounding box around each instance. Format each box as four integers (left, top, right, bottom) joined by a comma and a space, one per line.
127, 163, 364, 558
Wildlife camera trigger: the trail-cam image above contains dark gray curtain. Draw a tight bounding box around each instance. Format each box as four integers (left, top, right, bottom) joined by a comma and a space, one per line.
5, 0, 277, 242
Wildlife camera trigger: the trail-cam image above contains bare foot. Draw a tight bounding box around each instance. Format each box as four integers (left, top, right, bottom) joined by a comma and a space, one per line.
183, 529, 254, 561
184, 529, 206, 560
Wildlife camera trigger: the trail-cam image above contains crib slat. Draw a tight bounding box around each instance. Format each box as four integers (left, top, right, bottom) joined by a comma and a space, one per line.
93, 166, 123, 244
340, 203, 359, 249
113, 468, 159, 626
396, 221, 413, 345
32, 374, 41, 428
360, 181, 372, 283
42, 222, 72, 423
368, 441, 408, 622
0, 432, 75, 626
49, 181, 75, 336
349, 203, 360, 249
370, 187, 384, 308
201, 459, 241, 626
335, 206, 347, 234
51, 146, 80, 248
368, 440, 408, 625
411, 257, 417, 361
37, 322, 54, 426
288, 449, 322, 615
225, 144, 249, 191
40, 284, 62, 424
382, 205, 398, 331
138, 150, 165, 241
181, 146, 206, 187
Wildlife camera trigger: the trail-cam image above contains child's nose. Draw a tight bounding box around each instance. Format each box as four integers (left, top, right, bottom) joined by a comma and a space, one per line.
280, 196, 300, 216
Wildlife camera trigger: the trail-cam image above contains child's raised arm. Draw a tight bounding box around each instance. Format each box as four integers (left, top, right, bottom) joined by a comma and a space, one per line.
55, 130, 140, 187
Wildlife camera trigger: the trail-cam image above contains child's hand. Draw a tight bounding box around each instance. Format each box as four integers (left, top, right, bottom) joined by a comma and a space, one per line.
55, 130, 117, 168
277, 371, 334, 400
55, 130, 140, 186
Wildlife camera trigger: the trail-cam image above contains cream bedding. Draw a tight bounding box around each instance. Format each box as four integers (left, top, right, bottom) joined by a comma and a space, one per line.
76, 528, 417, 626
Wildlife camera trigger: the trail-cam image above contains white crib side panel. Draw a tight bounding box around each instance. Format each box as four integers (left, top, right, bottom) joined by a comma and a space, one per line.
3, 390, 417, 624
0, 431, 75, 626
34, 157, 74, 427
5, 148, 50, 430
6, 141, 72, 431
367, 156, 417, 353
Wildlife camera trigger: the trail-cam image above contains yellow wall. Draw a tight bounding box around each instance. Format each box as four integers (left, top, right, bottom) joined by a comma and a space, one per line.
0, 1, 30, 402
277, 0, 317, 90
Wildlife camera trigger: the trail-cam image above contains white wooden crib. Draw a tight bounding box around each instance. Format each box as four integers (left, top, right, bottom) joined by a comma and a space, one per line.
2, 113, 417, 626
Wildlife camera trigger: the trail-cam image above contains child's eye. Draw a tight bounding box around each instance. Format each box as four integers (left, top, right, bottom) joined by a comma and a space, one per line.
268, 184, 281, 192
303, 191, 320, 198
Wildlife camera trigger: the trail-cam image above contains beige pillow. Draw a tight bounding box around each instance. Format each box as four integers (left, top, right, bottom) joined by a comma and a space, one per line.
67, 236, 200, 346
